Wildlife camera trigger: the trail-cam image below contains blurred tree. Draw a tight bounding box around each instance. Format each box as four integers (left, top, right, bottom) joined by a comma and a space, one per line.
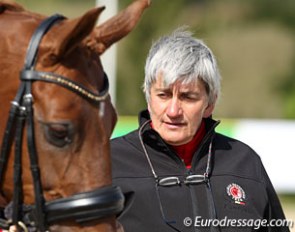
116, 0, 295, 119
116, 0, 189, 115
13, 0, 295, 118
15, 0, 95, 17
248, 0, 295, 118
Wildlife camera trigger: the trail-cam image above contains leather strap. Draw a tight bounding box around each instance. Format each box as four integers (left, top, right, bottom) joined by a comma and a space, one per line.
21, 70, 109, 104
0, 13, 123, 232
22, 14, 66, 232
24, 14, 65, 69
45, 186, 124, 224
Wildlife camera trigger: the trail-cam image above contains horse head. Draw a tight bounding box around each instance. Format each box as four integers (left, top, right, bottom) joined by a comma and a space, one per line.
0, 0, 150, 231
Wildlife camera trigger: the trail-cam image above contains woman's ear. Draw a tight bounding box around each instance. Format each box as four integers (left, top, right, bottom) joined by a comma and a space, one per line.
203, 95, 217, 118
147, 103, 151, 113
203, 103, 215, 118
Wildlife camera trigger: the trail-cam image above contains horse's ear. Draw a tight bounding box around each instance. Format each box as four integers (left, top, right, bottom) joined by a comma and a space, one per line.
42, 7, 105, 65
0, 0, 24, 12
86, 0, 151, 55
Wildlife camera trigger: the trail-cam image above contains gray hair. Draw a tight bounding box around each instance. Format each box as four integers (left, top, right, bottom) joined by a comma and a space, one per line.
143, 28, 221, 105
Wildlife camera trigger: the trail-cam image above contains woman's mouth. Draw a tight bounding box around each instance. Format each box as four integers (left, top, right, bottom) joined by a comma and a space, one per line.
164, 121, 185, 128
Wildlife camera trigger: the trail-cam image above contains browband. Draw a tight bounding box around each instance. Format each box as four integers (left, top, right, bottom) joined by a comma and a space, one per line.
0, 13, 124, 232
21, 70, 109, 104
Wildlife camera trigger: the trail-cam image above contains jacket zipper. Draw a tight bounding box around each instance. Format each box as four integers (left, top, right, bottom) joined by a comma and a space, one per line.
189, 120, 220, 232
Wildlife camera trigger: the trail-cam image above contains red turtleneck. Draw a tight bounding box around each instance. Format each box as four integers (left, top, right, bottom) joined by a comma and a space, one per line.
172, 120, 206, 169
150, 120, 206, 169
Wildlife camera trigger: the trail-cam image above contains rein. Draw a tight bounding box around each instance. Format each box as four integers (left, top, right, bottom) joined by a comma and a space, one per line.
0, 14, 124, 232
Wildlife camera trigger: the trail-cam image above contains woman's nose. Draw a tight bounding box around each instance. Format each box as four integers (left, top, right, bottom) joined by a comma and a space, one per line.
166, 98, 182, 118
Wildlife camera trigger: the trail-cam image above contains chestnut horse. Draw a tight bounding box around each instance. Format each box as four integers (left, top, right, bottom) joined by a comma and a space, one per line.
0, 0, 149, 231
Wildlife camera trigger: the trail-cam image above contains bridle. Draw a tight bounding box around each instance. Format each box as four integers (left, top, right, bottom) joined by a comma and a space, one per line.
0, 14, 124, 231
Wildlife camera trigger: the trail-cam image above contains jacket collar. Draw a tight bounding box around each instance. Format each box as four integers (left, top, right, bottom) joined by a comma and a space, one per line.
137, 109, 220, 164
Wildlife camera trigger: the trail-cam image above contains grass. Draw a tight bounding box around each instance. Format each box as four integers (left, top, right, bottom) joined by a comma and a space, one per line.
279, 194, 295, 231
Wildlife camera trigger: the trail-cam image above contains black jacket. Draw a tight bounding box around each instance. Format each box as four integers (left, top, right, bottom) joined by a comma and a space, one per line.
111, 110, 289, 232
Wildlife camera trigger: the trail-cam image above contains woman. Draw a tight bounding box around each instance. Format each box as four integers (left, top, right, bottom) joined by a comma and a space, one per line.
111, 28, 289, 232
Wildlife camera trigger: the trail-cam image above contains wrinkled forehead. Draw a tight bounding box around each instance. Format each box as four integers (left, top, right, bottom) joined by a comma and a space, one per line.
153, 71, 205, 92
154, 70, 201, 88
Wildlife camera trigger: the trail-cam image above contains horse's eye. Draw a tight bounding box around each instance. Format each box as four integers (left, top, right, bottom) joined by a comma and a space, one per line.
44, 123, 73, 148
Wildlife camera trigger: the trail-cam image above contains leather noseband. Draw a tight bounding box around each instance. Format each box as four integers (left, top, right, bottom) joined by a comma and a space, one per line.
0, 14, 124, 232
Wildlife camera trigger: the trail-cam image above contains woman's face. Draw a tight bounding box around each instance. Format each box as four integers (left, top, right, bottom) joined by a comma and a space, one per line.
148, 75, 215, 146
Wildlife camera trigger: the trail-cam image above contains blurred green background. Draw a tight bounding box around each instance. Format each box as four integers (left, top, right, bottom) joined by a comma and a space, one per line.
15, 0, 295, 119
13, 0, 295, 228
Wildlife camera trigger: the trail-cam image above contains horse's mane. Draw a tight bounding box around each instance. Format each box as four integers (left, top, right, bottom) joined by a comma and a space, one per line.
0, 0, 24, 14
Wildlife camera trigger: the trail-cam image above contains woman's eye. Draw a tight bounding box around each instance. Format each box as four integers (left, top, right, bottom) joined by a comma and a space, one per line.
157, 92, 170, 99
180, 93, 199, 101
44, 123, 73, 147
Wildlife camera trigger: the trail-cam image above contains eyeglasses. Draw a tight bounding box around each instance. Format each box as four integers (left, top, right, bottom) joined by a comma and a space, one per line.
155, 175, 215, 232
157, 174, 208, 187
138, 121, 220, 232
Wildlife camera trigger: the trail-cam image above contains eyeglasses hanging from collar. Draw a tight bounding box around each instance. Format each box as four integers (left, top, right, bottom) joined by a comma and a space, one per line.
138, 120, 221, 232
158, 174, 208, 187
138, 120, 213, 186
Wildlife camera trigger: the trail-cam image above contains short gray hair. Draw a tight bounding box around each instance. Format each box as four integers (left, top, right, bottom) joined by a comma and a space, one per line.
143, 28, 221, 105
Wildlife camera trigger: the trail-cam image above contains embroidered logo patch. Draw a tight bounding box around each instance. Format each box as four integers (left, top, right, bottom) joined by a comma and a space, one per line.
226, 183, 246, 205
